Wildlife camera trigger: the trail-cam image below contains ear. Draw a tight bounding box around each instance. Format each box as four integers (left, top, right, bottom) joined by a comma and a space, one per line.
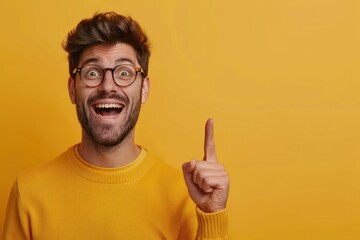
141, 76, 150, 104
68, 77, 76, 104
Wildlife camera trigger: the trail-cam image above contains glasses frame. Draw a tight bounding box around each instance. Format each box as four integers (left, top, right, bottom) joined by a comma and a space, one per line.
72, 64, 145, 88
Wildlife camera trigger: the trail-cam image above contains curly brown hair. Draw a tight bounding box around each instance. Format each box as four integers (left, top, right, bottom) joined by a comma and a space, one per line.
63, 12, 151, 77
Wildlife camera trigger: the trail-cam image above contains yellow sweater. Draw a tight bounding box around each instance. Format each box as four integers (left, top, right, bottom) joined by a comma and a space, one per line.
3, 145, 228, 239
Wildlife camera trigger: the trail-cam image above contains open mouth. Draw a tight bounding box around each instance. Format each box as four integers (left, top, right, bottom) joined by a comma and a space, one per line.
94, 103, 123, 117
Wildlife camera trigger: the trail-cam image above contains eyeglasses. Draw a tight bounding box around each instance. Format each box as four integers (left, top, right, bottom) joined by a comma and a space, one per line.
72, 64, 145, 87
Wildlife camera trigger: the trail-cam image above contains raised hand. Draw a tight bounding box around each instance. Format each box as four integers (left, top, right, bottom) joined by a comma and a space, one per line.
182, 118, 230, 213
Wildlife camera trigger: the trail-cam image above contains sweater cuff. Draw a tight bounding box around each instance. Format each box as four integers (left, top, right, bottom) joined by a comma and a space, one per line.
196, 207, 228, 239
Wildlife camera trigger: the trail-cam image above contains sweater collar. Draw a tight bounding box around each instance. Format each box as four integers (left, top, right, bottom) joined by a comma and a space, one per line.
66, 144, 154, 183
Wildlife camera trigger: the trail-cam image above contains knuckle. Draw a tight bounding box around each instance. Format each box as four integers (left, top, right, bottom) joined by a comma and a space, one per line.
217, 163, 225, 171
201, 177, 211, 191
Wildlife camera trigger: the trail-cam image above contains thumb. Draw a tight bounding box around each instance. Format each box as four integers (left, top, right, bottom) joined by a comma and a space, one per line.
182, 161, 195, 187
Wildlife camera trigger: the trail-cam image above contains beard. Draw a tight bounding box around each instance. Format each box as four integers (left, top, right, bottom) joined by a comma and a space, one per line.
75, 90, 142, 149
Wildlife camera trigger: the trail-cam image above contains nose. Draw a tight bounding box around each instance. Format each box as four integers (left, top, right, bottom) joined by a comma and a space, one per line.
97, 70, 117, 93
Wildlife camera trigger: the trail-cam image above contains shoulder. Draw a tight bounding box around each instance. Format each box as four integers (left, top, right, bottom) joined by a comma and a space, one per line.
15, 146, 75, 191
146, 151, 183, 178
143, 150, 187, 188
142, 150, 192, 207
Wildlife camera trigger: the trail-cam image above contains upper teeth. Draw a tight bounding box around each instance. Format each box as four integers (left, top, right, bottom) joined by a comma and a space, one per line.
96, 103, 122, 109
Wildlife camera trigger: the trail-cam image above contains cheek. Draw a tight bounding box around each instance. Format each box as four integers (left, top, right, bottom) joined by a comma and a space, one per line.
75, 88, 93, 105
126, 83, 143, 101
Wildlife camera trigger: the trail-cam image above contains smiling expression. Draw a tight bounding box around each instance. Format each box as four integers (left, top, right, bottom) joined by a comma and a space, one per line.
69, 43, 149, 147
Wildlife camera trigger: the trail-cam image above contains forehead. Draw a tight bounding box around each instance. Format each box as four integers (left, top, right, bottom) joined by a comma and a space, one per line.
79, 43, 139, 66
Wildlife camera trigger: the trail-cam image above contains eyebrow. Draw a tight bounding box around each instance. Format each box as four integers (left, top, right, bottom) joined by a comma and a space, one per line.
80, 57, 137, 67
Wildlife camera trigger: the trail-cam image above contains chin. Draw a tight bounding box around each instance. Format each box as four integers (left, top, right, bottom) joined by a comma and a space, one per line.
88, 125, 134, 148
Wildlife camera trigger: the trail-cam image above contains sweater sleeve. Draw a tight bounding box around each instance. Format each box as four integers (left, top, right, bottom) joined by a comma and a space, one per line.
2, 180, 32, 240
195, 207, 229, 240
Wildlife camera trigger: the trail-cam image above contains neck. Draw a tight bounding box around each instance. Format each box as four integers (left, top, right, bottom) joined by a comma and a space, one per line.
78, 131, 141, 168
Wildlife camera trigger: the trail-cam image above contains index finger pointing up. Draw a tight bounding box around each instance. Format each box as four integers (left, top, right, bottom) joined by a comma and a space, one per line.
204, 118, 217, 162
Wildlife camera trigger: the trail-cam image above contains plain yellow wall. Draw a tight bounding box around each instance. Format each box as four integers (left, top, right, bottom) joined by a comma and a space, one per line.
1, 0, 359, 239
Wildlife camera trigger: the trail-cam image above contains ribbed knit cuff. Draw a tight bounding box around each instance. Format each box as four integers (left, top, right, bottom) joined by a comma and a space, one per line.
195, 207, 228, 240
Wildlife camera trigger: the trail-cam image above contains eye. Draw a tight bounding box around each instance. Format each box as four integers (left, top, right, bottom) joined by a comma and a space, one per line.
83, 66, 102, 80
89, 71, 99, 77
114, 65, 135, 80
119, 70, 130, 77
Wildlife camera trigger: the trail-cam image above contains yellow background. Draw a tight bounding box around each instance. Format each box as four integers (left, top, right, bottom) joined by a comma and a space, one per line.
0, 0, 359, 239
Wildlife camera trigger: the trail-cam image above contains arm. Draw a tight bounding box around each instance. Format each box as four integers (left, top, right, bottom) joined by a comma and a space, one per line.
182, 119, 230, 239
3, 180, 32, 240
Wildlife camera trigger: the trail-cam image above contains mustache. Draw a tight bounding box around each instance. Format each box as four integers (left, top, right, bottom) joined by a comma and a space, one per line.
87, 92, 129, 105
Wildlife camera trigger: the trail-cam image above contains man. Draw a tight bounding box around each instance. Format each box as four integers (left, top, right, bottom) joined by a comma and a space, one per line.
3, 12, 229, 239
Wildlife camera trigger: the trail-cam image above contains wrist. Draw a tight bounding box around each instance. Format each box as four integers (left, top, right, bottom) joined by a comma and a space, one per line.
198, 203, 226, 213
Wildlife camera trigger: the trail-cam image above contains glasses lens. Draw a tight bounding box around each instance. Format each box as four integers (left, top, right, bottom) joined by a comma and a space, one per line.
81, 65, 103, 87
113, 65, 137, 86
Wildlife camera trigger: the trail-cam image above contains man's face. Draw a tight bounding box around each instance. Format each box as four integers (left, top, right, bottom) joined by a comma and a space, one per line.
68, 43, 149, 147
